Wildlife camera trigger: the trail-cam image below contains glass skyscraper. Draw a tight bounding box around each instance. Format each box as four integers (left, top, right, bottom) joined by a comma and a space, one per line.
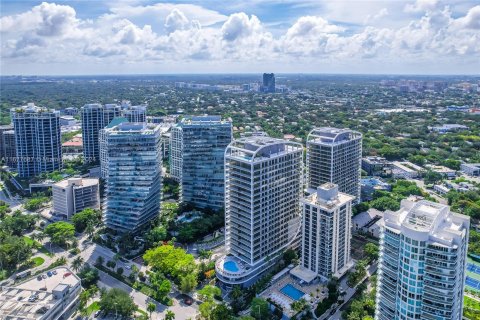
376, 199, 469, 320
307, 127, 362, 203
216, 137, 303, 287
81, 103, 121, 163
11, 103, 62, 177
104, 122, 162, 233
170, 116, 232, 211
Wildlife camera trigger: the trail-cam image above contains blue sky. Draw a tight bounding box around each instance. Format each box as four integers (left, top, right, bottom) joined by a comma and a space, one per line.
1, 0, 479, 75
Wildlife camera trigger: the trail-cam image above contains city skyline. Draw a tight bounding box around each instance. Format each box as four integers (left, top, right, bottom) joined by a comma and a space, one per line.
1, 0, 480, 75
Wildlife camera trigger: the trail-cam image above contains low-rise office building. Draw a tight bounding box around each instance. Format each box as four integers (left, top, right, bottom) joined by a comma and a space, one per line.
391, 161, 424, 179
52, 177, 100, 220
0, 267, 81, 320
361, 156, 392, 177
461, 163, 480, 177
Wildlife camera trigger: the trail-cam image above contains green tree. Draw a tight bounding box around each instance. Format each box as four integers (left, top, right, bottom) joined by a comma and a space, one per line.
180, 273, 197, 294
250, 298, 269, 320
145, 226, 167, 248
95, 256, 104, 266
71, 256, 84, 272
197, 285, 221, 301
0, 233, 32, 270
370, 196, 400, 211
71, 208, 102, 232
211, 304, 234, 320
99, 288, 137, 317
364, 243, 379, 261
44, 221, 75, 246
164, 310, 175, 320
78, 265, 99, 288
147, 302, 156, 320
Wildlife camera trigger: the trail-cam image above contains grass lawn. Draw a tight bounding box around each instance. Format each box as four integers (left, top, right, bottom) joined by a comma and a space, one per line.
31, 256, 45, 267
23, 236, 36, 246
464, 296, 480, 319
24, 236, 54, 257
85, 302, 100, 316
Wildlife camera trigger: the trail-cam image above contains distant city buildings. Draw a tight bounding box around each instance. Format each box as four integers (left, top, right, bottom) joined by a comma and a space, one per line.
428, 124, 468, 134
104, 122, 162, 233
361, 156, 392, 177
306, 127, 362, 203
376, 199, 469, 320
295, 183, 354, 282
262, 73, 275, 93
216, 137, 303, 287
11, 103, 62, 177
170, 116, 232, 211
52, 177, 100, 220
121, 105, 147, 123
461, 163, 480, 177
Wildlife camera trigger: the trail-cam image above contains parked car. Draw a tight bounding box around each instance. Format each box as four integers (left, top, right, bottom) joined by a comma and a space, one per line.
94, 311, 101, 318
37, 276, 43, 281
52, 270, 57, 275
330, 308, 337, 315
42, 274, 47, 279
47, 271, 52, 277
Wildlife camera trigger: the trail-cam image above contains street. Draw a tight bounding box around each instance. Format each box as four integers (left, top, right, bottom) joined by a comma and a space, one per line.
319, 262, 378, 320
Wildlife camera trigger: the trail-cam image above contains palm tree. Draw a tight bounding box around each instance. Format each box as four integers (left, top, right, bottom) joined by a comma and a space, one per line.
95, 256, 104, 267
86, 221, 95, 239
147, 302, 156, 320
164, 310, 175, 320
71, 256, 84, 272
36, 232, 46, 243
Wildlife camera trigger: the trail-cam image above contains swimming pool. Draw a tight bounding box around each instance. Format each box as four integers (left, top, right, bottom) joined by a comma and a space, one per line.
223, 260, 239, 272
280, 284, 305, 301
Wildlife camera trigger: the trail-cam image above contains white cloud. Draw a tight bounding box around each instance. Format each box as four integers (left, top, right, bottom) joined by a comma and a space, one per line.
221, 13, 263, 41
0, 2, 78, 37
0, 1, 479, 74
455, 5, 480, 29
164, 8, 190, 34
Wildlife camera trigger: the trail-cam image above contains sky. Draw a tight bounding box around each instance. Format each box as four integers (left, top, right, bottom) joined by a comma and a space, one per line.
0, 0, 479, 75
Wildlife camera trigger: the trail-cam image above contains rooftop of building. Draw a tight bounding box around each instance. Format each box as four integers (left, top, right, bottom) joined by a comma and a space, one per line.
0, 124, 13, 130
53, 177, 99, 189
307, 127, 362, 145
462, 163, 480, 168
384, 199, 469, 246
106, 122, 160, 135
0, 266, 80, 320
179, 115, 230, 125
11, 103, 58, 115
425, 165, 456, 173
391, 161, 424, 172
303, 183, 355, 210
62, 135, 83, 147
226, 136, 302, 162
105, 117, 128, 129
362, 156, 390, 164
